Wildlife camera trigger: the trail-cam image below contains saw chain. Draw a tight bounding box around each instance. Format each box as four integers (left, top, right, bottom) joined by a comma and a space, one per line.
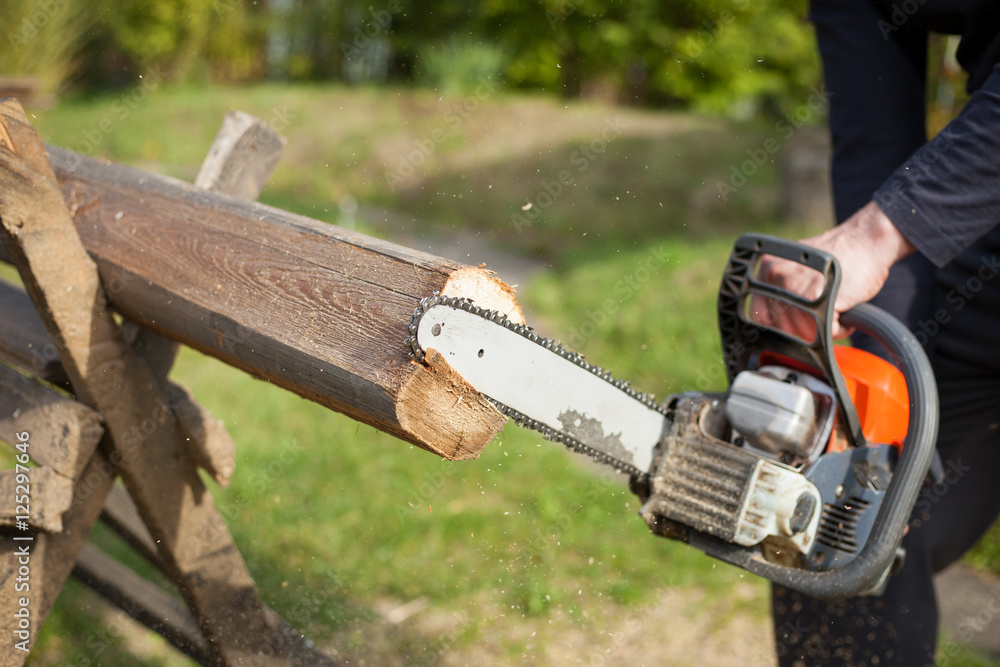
407, 293, 668, 481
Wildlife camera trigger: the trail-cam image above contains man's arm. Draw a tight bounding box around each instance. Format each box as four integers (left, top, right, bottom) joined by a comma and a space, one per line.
875, 63, 1000, 268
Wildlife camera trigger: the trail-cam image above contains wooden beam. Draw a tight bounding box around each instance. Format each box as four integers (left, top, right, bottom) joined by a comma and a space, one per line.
194, 109, 286, 198
0, 99, 292, 665
0, 467, 74, 533
0, 278, 68, 386
73, 543, 215, 665
45, 145, 518, 460
0, 362, 103, 481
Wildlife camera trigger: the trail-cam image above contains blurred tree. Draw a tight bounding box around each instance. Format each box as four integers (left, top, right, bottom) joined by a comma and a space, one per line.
2, 0, 822, 117
80, 0, 267, 87
387, 0, 820, 117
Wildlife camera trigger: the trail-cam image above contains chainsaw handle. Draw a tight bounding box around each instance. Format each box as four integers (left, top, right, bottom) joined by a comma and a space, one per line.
719, 234, 867, 448
694, 300, 939, 599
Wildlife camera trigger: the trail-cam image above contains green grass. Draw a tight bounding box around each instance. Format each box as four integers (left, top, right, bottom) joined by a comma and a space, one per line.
12, 81, 1000, 665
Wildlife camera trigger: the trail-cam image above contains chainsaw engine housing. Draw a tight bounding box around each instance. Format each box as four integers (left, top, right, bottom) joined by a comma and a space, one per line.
636, 234, 936, 599
639, 390, 896, 573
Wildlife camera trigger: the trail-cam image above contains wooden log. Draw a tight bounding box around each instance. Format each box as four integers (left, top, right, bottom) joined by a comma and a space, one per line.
194, 109, 286, 199
0, 99, 291, 665
0, 362, 104, 480
115, 109, 283, 486
0, 453, 118, 667
0, 278, 69, 386
99, 482, 162, 566
45, 145, 519, 459
81, 506, 339, 666
0, 467, 74, 533
73, 543, 215, 666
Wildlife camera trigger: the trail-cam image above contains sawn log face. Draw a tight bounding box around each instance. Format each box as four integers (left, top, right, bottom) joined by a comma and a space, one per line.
47, 147, 520, 459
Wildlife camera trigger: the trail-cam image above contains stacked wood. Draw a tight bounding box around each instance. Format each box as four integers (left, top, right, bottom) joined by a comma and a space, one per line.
0, 102, 339, 666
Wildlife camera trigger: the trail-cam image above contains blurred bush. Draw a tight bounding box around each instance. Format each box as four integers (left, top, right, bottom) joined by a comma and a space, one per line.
3, 0, 822, 118
389, 0, 820, 117
415, 36, 508, 95
0, 1, 96, 91
90, 0, 268, 85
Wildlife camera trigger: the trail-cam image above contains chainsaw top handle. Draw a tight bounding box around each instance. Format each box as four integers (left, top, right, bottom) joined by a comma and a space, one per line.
714, 233, 939, 599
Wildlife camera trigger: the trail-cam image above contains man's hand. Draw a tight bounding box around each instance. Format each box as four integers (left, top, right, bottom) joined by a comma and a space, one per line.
756, 201, 915, 338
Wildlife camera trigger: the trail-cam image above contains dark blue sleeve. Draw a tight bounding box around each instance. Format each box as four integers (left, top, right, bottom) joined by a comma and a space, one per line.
875, 63, 1000, 268
810, 0, 928, 222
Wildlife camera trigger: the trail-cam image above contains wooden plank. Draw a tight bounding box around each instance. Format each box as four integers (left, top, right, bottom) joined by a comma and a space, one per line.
45, 144, 519, 460
0, 467, 74, 533
0, 278, 69, 386
0, 362, 103, 480
74, 543, 339, 667
99, 481, 162, 567
0, 99, 292, 666
0, 451, 118, 666
195, 109, 286, 198
73, 543, 214, 665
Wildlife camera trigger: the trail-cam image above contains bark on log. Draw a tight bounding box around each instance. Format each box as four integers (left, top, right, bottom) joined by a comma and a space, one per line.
46, 146, 519, 459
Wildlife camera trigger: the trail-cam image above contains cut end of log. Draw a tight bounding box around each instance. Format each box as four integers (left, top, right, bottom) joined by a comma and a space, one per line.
442, 266, 525, 325
396, 349, 506, 461
397, 266, 524, 460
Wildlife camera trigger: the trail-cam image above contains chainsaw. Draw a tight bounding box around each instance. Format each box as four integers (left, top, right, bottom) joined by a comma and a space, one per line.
408, 234, 938, 600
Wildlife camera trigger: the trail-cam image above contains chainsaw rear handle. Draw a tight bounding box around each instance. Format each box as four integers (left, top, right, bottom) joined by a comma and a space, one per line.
709, 234, 939, 599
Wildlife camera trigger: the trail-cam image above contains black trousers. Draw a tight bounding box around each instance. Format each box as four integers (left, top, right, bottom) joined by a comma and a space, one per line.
772, 234, 1000, 666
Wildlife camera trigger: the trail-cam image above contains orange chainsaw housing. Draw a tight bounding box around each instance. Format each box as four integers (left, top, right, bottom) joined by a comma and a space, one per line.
757, 347, 909, 449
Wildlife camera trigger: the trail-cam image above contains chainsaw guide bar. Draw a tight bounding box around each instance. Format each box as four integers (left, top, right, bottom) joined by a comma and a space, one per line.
407, 293, 669, 480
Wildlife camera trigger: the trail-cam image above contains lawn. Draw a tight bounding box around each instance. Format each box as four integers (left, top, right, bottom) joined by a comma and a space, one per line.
7, 81, 996, 665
